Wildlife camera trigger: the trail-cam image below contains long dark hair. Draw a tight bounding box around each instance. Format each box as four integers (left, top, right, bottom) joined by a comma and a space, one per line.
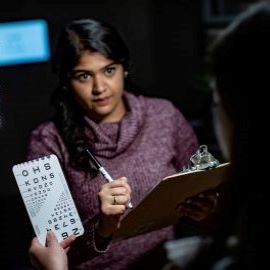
51, 18, 130, 169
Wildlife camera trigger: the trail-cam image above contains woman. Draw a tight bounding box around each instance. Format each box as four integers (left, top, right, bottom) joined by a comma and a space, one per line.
27, 18, 217, 269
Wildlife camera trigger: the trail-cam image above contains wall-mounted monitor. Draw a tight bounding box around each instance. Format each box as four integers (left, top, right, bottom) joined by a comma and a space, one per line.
0, 19, 50, 66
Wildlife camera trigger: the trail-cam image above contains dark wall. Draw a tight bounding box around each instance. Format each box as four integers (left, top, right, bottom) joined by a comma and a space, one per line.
0, 1, 215, 268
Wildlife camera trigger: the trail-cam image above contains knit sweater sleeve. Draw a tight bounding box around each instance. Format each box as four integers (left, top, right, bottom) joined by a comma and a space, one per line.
145, 97, 199, 171
171, 105, 199, 170
26, 122, 66, 162
26, 123, 112, 264
68, 216, 112, 265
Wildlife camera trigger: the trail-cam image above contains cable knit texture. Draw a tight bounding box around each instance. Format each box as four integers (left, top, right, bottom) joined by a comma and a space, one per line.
27, 91, 198, 270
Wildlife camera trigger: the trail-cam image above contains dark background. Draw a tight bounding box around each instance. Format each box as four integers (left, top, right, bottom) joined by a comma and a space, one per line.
0, 0, 257, 268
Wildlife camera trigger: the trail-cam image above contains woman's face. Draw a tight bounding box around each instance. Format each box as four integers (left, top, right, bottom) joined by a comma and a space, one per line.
69, 51, 126, 123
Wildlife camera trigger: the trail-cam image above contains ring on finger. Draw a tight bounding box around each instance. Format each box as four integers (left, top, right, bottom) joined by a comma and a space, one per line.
113, 196, 117, 205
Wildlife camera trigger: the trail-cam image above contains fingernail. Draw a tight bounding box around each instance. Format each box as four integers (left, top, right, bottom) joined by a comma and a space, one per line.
186, 199, 192, 204
47, 230, 53, 238
198, 194, 205, 198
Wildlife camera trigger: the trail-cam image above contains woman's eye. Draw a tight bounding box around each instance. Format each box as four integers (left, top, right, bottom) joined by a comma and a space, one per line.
76, 73, 91, 81
104, 67, 116, 76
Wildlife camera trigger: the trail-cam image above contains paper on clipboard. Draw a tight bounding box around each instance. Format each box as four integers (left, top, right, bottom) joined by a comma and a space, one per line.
113, 162, 231, 242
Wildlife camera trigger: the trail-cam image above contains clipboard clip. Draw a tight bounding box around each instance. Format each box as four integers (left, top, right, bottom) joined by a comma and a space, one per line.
182, 145, 220, 172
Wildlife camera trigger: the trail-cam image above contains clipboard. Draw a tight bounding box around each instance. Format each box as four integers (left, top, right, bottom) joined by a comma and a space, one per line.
113, 146, 231, 241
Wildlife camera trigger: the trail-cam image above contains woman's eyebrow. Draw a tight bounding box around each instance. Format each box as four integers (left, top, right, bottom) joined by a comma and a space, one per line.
69, 69, 93, 77
101, 61, 118, 70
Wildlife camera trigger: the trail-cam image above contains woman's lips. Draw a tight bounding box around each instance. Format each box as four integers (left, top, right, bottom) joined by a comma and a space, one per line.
93, 96, 110, 106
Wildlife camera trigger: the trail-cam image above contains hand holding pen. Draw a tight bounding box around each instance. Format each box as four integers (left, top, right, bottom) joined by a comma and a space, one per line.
85, 149, 133, 208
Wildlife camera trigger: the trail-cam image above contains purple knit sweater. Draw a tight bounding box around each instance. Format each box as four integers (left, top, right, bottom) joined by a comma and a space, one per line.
27, 92, 198, 270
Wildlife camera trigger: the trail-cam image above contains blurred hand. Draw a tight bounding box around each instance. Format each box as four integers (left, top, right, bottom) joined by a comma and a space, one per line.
177, 190, 219, 221
98, 177, 131, 237
29, 231, 76, 270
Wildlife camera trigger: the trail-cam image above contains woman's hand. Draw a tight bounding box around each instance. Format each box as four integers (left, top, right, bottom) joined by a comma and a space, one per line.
29, 231, 76, 270
97, 177, 131, 237
177, 190, 219, 221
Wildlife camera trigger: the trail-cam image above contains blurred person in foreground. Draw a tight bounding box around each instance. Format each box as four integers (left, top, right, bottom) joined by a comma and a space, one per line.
163, 2, 269, 269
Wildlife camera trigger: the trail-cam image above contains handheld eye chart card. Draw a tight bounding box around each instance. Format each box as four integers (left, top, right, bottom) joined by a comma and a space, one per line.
12, 154, 84, 246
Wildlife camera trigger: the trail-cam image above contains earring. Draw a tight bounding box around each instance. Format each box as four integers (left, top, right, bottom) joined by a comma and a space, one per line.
124, 71, 129, 78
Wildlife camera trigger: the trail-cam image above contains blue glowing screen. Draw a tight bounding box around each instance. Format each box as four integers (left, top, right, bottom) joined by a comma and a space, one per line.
0, 19, 50, 66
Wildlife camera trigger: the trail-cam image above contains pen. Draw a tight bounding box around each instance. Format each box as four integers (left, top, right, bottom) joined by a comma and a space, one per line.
85, 149, 133, 208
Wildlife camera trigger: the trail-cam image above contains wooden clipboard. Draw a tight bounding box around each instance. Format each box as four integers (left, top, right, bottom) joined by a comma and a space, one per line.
113, 163, 231, 241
